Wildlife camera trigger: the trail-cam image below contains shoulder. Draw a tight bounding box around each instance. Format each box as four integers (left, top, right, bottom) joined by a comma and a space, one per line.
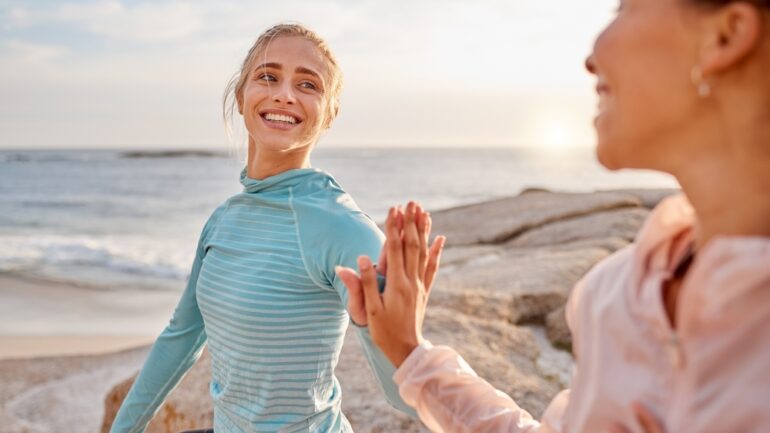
200, 199, 232, 243
291, 170, 383, 241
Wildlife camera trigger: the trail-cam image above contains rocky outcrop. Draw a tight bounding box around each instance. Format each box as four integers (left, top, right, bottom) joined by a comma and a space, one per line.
101, 188, 676, 432
101, 350, 213, 433
429, 190, 644, 246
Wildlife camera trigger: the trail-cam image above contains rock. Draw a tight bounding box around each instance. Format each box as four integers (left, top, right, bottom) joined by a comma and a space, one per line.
421, 307, 565, 418
546, 306, 572, 350
434, 245, 611, 324
505, 207, 649, 249
436, 245, 503, 270
429, 287, 515, 323
605, 188, 679, 209
430, 191, 642, 246
101, 350, 214, 433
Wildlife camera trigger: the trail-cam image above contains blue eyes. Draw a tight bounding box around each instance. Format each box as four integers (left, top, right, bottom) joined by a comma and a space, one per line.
256, 74, 318, 91
299, 81, 316, 90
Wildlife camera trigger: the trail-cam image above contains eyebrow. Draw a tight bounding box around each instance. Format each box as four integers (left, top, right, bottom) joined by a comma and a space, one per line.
253, 63, 324, 83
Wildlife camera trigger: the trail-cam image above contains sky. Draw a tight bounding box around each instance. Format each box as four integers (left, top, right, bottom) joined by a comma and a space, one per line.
0, 0, 617, 150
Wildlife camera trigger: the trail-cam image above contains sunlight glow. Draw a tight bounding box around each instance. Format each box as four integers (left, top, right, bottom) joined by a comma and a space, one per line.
541, 121, 573, 151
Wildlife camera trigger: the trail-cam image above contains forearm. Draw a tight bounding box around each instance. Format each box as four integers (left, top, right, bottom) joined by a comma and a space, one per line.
395, 342, 565, 433
356, 326, 419, 418
110, 326, 207, 433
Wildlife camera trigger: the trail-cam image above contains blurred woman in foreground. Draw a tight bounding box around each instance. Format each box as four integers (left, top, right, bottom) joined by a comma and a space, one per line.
338, 0, 770, 431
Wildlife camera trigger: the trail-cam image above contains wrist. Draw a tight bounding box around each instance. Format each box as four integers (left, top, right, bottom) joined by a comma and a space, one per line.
390, 336, 423, 367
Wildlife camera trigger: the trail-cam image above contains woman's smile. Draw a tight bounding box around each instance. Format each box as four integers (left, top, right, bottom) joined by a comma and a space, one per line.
259, 108, 303, 131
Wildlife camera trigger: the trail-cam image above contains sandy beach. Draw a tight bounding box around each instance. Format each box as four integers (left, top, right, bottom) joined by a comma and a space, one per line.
0, 275, 174, 432
0, 274, 180, 358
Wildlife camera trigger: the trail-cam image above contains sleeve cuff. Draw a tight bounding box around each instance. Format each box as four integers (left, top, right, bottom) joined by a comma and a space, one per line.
393, 339, 434, 385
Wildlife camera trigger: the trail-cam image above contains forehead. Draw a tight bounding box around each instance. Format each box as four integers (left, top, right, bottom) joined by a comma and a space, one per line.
252, 36, 330, 79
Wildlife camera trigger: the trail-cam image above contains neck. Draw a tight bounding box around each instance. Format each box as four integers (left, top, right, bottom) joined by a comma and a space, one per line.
673, 131, 770, 251
246, 140, 313, 180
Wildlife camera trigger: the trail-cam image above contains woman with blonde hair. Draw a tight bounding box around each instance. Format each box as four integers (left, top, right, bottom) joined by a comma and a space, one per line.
338, 0, 770, 431
110, 23, 415, 433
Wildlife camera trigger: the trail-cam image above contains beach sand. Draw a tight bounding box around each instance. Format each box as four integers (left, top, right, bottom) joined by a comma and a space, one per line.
0, 275, 176, 432
0, 336, 154, 360
0, 275, 180, 338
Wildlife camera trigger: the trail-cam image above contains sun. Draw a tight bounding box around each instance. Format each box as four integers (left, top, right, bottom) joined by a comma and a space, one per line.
541, 120, 572, 151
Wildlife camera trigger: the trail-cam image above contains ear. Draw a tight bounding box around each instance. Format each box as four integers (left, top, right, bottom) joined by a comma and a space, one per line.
699, 3, 763, 76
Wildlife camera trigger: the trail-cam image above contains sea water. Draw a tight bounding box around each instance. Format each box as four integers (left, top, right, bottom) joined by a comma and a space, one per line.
0, 147, 677, 291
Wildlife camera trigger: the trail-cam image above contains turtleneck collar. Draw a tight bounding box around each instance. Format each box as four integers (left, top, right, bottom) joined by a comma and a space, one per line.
239, 167, 327, 194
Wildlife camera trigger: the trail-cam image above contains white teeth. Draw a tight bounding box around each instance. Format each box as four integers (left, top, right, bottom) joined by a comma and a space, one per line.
263, 113, 298, 124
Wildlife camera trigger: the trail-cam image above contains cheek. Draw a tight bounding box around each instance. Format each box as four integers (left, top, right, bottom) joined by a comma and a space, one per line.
302, 96, 328, 129
598, 15, 695, 145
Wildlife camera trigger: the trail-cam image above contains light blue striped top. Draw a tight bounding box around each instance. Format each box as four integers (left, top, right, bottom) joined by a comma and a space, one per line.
110, 168, 415, 433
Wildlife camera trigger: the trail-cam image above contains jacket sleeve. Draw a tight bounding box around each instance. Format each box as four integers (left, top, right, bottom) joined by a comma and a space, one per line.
394, 341, 571, 433
109, 206, 224, 433
390, 249, 594, 433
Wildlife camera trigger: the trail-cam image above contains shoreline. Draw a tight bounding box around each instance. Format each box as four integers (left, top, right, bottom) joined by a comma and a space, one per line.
0, 335, 155, 361
0, 274, 177, 360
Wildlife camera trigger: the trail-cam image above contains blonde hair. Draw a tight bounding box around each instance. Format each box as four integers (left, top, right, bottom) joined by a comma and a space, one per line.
222, 23, 343, 151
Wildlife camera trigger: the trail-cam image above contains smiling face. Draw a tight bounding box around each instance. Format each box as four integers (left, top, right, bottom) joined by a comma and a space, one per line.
586, 0, 705, 171
238, 36, 331, 154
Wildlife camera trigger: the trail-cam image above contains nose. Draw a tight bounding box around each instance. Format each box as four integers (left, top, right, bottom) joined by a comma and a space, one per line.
271, 81, 296, 105
585, 53, 597, 75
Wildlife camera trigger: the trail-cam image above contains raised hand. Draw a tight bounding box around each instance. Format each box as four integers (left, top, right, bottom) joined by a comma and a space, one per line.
337, 202, 445, 365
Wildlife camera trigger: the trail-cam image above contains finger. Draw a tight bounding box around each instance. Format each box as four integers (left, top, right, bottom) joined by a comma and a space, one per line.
396, 205, 404, 233
377, 239, 388, 276
358, 256, 383, 316
417, 207, 429, 278
424, 235, 446, 295
403, 202, 421, 279
632, 403, 664, 433
386, 207, 405, 281
336, 266, 367, 326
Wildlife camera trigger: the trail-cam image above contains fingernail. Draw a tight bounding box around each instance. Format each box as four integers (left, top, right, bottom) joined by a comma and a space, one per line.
357, 256, 372, 270
334, 266, 343, 275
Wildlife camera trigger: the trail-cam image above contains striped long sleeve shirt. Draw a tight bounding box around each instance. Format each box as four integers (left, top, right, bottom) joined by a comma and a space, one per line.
110, 168, 416, 433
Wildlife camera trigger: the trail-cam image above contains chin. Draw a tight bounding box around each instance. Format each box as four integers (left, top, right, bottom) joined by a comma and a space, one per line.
595, 139, 623, 171
252, 133, 305, 152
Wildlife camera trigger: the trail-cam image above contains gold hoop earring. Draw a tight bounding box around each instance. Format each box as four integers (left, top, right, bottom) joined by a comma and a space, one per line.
690, 66, 712, 98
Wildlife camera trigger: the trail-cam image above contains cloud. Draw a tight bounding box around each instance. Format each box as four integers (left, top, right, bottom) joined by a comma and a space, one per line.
5, 1, 205, 42
3, 39, 69, 64
0, 0, 613, 149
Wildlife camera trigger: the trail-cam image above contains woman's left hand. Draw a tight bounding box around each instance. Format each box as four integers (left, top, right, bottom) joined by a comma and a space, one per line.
608, 403, 666, 433
337, 202, 445, 367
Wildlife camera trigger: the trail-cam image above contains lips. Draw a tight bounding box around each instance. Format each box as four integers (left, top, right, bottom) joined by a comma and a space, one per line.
595, 80, 611, 115
259, 109, 303, 128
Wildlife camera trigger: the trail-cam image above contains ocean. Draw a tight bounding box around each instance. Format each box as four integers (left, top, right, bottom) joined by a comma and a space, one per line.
0, 147, 677, 292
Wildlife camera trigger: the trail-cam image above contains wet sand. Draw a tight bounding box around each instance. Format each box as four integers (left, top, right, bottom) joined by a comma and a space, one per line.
0, 275, 169, 432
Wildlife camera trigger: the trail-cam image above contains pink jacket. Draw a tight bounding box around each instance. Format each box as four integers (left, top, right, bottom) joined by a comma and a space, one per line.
394, 195, 770, 433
